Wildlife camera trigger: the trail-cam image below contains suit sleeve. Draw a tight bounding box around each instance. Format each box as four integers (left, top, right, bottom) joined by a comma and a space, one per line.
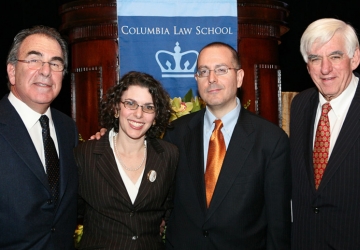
73, 142, 88, 220
163, 143, 179, 224
265, 132, 291, 249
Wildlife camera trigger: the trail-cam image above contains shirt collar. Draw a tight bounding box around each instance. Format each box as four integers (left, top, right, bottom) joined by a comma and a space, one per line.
204, 97, 241, 133
319, 73, 358, 117
8, 92, 52, 130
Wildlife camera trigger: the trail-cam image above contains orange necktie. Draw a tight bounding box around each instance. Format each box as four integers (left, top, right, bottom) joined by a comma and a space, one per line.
313, 102, 332, 190
205, 119, 226, 207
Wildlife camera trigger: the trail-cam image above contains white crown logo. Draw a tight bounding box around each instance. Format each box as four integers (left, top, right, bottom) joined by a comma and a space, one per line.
155, 42, 199, 78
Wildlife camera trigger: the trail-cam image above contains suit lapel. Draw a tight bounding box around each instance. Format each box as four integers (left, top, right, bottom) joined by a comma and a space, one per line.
52, 110, 74, 203
0, 97, 48, 190
305, 93, 319, 192
93, 134, 132, 205
134, 138, 164, 207
206, 109, 255, 218
183, 111, 207, 213
318, 83, 360, 192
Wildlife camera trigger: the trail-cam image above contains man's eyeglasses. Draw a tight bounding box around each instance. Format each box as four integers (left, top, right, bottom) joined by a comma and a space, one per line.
196, 65, 239, 78
120, 100, 156, 114
16, 59, 65, 72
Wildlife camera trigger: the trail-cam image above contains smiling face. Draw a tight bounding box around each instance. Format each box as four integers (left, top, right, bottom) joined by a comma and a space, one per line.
118, 85, 156, 141
307, 32, 360, 101
195, 45, 244, 118
7, 34, 64, 114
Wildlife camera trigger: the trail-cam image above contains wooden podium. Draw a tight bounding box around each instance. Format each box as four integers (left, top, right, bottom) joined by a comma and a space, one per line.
59, 0, 289, 139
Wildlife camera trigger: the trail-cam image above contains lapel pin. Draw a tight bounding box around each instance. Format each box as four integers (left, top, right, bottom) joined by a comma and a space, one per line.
147, 170, 157, 182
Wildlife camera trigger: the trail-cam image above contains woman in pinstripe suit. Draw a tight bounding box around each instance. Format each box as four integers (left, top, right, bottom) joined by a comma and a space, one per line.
74, 71, 179, 250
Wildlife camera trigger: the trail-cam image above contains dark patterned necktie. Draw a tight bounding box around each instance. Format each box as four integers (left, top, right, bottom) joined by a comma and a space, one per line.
313, 102, 332, 190
39, 115, 60, 204
205, 119, 226, 208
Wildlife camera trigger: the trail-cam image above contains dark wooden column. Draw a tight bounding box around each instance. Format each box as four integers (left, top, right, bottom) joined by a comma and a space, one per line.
237, 0, 289, 125
59, 0, 118, 140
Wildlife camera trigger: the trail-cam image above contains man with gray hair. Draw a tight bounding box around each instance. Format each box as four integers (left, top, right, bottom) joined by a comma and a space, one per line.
290, 18, 360, 249
0, 26, 78, 249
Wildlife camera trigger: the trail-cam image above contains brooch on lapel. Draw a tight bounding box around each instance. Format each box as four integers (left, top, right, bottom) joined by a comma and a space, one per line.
147, 170, 157, 182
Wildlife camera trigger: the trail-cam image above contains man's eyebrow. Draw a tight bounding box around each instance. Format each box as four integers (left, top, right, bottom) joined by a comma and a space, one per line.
197, 65, 209, 69
308, 50, 345, 60
198, 63, 227, 69
51, 56, 64, 63
26, 50, 42, 57
329, 50, 344, 56
25, 51, 64, 63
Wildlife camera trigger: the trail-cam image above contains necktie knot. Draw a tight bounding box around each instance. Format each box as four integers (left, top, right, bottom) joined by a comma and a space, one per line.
214, 119, 223, 130
211, 120, 223, 140
39, 115, 49, 129
322, 102, 332, 114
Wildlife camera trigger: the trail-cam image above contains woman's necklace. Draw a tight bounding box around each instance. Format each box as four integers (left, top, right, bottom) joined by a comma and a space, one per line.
113, 134, 147, 171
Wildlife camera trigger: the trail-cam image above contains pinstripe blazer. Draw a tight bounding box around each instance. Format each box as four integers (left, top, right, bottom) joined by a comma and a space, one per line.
74, 132, 178, 250
290, 77, 360, 249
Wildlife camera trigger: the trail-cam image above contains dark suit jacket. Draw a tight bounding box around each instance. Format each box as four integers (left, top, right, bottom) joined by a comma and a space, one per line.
163, 108, 291, 250
0, 95, 78, 250
74, 132, 178, 250
290, 80, 360, 249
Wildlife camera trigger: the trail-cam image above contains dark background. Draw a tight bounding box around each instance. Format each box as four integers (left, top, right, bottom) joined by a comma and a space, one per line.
1, 0, 360, 116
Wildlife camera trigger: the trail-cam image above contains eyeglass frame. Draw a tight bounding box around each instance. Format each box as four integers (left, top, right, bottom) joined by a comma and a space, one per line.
195, 65, 239, 78
16, 59, 65, 72
120, 100, 156, 114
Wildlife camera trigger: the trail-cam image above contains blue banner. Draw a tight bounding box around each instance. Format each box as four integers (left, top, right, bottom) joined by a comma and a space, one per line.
117, 0, 237, 98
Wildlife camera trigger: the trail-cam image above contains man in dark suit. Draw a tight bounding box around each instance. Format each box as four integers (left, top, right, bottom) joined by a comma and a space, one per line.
0, 26, 78, 249
290, 18, 360, 249
163, 42, 291, 249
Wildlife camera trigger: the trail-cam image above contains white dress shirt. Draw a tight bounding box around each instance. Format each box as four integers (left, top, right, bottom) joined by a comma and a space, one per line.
313, 74, 358, 157
109, 129, 145, 204
8, 92, 59, 172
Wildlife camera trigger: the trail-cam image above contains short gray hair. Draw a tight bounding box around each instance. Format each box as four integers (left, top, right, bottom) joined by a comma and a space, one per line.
6, 25, 68, 89
300, 18, 359, 63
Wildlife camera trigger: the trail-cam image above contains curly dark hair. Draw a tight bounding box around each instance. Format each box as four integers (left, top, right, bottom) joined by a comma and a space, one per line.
100, 71, 172, 138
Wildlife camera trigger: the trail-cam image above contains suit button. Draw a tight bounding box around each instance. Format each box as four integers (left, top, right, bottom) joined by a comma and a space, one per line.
130, 211, 135, 217
47, 199, 53, 204
132, 235, 138, 241
51, 228, 55, 232
203, 230, 209, 237
313, 207, 320, 214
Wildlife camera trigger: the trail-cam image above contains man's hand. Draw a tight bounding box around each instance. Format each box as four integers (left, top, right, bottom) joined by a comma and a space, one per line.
160, 219, 165, 236
89, 128, 107, 140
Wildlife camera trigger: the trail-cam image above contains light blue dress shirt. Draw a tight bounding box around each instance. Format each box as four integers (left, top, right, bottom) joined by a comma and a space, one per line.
203, 97, 241, 172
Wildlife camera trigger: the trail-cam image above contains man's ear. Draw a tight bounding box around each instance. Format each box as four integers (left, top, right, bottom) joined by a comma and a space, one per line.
351, 48, 360, 70
236, 69, 244, 88
7, 63, 16, 85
